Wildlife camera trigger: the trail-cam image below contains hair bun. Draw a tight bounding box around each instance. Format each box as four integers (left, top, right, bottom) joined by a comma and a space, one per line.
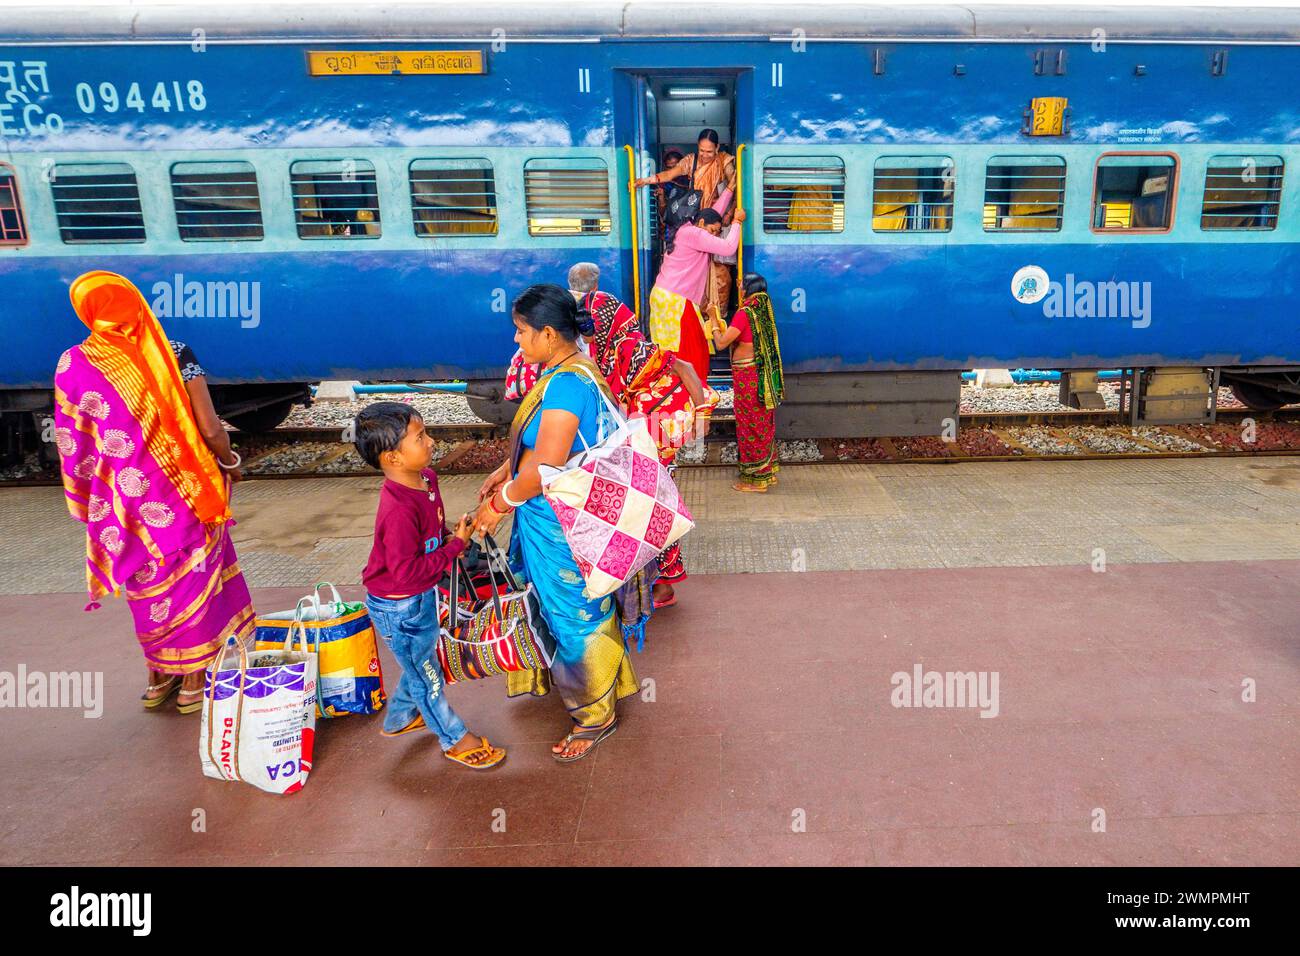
576, 309, 595, 338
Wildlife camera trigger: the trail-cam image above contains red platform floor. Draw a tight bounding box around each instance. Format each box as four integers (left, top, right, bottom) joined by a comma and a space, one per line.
0, 560, 1296, 867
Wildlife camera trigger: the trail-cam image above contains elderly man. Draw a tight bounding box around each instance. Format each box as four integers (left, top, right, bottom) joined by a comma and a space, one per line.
563, 262, 714, 611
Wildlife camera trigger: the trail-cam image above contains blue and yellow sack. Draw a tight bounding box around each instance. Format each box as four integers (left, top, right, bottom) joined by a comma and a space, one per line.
254, 583, 385, 718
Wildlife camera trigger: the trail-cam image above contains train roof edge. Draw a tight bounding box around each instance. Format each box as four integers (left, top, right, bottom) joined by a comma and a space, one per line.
2, 2, 1300, 44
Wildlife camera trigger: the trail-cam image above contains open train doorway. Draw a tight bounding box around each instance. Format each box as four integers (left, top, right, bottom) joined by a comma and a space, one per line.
615, 70, 750, 380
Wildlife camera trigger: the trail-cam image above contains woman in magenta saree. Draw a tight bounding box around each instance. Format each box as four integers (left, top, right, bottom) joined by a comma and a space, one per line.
53, 271, 255, 713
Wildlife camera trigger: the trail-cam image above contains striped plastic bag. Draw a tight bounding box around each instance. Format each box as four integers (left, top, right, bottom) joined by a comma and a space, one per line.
255, 583, 385, 718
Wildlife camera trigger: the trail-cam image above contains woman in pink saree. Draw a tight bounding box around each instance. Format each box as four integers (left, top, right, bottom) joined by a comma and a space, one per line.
53, 271, 255, 714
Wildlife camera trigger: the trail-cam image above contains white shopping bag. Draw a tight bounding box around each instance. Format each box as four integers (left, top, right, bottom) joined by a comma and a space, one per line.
199, 626, 318, 795
537, 365, 695, 599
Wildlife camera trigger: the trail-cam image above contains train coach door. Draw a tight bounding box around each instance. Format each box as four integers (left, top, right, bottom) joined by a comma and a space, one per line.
615, 71, 748, 322
613, 71, 655, 319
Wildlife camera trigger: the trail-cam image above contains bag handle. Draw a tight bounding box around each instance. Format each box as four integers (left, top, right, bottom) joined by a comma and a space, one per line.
311, 582, 344, 615
566, 363, 627, 446
203, 636, 248, 783
481, 533, 522, 594
448, 554, 479, 623
287, 600, 315, 654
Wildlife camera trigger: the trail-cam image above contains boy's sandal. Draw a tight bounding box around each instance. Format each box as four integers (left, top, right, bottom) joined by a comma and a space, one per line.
141, 676, 180, 709
444, 737, 506, 771
380, 714, 427, 738
553, 718, 619, 764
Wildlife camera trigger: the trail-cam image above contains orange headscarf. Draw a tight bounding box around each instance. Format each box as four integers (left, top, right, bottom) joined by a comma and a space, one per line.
68, 271, 230, 525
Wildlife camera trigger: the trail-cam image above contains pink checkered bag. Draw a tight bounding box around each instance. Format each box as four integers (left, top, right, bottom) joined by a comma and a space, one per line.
537, 366, 695, 599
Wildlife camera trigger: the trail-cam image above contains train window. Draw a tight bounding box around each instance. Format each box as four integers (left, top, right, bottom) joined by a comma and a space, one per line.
873, 157, 954, 232
170, 161, 264, 241
409, 159, 498, 237
51, 163, 146, 244
290, 159, 382, 239
0, 166, 26, 245
1201, 155, 1283, 230
523, 158, 611, 236
1091, 154, 1176, 231
983, 156, 1065, 232
762, 156, 845, 233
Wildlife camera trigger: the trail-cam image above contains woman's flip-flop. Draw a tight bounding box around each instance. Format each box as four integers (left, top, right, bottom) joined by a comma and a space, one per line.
141, 676, 179, 709
653, 593, 678, 610
444, 737, 507, 771
553, 719, 619, 763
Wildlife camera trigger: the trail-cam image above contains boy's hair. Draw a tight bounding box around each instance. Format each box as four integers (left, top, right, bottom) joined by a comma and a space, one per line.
354, 401, 420, 470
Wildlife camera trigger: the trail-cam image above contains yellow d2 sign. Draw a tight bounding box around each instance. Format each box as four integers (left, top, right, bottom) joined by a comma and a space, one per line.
1027, 97, 1068, 136
307, 50, 486, 76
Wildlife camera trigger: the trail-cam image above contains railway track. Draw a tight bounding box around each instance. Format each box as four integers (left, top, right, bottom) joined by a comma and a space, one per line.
5, 408, 1300, 487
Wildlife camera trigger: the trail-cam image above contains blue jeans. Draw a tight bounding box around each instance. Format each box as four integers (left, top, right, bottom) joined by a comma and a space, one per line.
365, 588, 468, 751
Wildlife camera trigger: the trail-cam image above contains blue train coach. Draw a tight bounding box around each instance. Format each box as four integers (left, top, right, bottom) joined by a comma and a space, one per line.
2, 2, 1299, 454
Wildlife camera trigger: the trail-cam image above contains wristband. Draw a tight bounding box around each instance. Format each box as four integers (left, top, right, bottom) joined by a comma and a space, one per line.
217, 451, 242, 471
500, 480, 526, 508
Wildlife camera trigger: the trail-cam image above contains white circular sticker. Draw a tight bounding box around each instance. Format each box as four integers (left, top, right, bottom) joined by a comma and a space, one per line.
1011, 265, 1050, 304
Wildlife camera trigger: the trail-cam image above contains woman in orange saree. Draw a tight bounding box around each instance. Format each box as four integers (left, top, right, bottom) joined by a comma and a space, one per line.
53, 271, 255, 714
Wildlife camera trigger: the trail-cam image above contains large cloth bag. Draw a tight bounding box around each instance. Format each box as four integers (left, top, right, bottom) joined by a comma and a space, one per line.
437, 534, 556, 683
537, 365, 695, 599
199, 630, 318, 795
254, 583, 385, 718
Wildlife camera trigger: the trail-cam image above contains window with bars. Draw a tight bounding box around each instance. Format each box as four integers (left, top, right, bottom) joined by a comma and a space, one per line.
1202, 155, 1283, 230
0, 166, 26, 245
873, 157, 954, 232
1092, 155, 1176, 231
290, 159, 381, 239
523, 158, 611, 236
983, 156, 1065, 232
171, 161, 264, 241
409, 159, 498, 236
762, 156, 845, 233
51, 163, 146, 244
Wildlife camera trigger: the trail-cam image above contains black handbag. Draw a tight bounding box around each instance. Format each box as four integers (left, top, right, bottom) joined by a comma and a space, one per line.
663, 150, 704, 229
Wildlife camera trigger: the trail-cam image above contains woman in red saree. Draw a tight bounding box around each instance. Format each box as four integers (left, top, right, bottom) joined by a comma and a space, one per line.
53, 271, 255, 713
710, 273, 785, 493
582, 286, 717, 608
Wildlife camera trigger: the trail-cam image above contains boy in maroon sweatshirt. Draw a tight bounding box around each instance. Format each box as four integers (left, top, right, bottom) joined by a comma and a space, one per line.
355, 402, 505, 770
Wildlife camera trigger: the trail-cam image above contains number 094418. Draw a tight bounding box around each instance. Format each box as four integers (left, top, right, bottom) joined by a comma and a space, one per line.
74, 80, 207, 114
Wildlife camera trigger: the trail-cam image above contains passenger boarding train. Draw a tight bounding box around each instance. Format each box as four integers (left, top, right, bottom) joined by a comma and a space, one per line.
2, 2, 1300, 454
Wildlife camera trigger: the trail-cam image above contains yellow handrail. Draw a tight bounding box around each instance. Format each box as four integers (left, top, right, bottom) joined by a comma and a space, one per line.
623, 144, 641, 314
735, 143, 746, 306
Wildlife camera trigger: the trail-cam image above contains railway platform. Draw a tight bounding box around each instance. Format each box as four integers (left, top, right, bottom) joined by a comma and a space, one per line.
1, 456, 1297, 866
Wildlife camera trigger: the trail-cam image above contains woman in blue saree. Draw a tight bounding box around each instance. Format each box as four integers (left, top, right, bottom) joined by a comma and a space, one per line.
473, 284, 639, 762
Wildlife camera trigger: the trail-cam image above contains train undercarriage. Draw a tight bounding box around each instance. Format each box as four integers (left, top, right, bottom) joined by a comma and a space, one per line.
4, 365, 1298, 468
